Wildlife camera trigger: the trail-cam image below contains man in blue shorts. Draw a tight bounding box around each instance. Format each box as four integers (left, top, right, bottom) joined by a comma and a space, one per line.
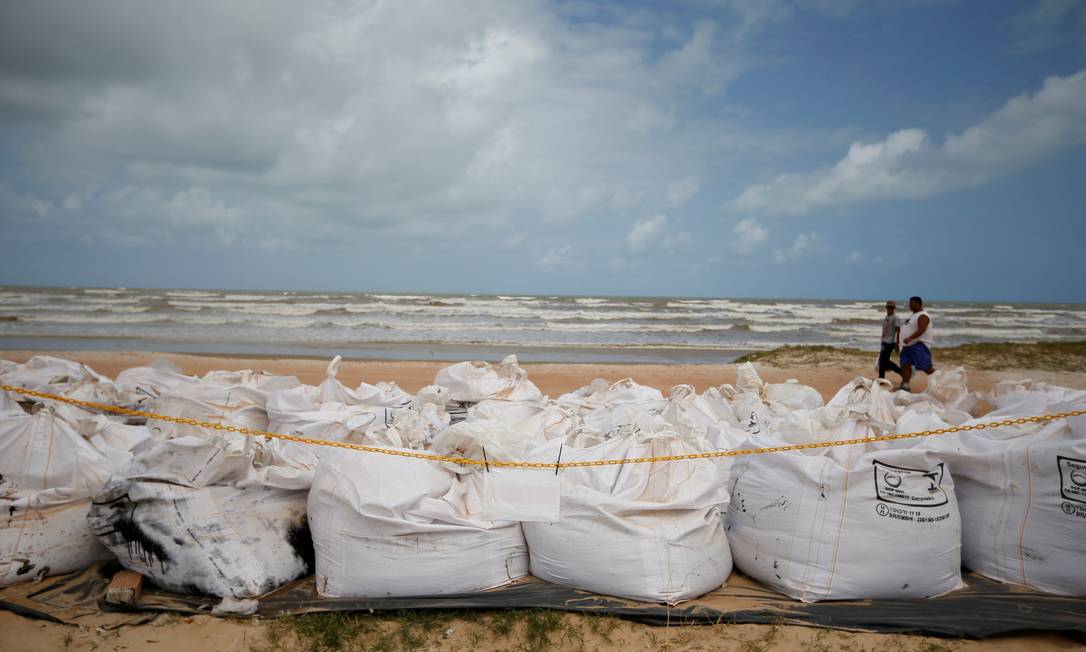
897, 296, 934, 392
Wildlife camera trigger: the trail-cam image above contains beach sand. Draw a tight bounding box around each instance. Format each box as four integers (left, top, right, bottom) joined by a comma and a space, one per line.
2, 349, 1086, 651
4, 349, 1086, 399
4, 607, 1083, 652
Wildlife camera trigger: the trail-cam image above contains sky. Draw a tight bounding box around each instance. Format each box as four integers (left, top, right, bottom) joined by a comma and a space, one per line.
1, 0, 1084, 302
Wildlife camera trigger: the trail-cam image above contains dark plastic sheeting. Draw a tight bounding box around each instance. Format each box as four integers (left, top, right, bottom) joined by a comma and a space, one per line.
2, 562, 1084, 639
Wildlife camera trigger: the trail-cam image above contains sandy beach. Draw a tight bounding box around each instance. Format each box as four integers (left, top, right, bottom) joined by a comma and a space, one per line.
3, 348, 1086, 651
5, 348, 1086, 401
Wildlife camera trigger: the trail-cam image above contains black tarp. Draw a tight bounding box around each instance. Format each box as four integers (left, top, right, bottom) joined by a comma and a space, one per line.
2, 563, 1084, 639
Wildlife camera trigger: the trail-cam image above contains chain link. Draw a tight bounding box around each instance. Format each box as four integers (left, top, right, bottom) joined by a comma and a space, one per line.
3, 384, 1083, 470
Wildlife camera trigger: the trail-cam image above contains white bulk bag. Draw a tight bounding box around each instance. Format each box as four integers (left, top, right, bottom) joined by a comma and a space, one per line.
0, 355, 110, 389
125, 434, 256, 489
200, 369, 301, 393
921, 367, 981, 415
574, 404, 660, 447
147, 390, 269, 441
0, 409, 117, 586
1, 499, 112, 586
523, 432, 732, 604
88, 426, 313, 597
114, 359, 201, 400
557, 378, 665, 414
116, 360, 299, 404
88, 479, 311, 598
2, 356, 131, 417
0, 409, 115, 496
765, 379, 824, 412
308, 447, 528, 597
925, 406, 1086, 595
727, 444, 962, 601
264, 384, 393, 488
987, 380, 1086, 412
434, 354, 542, 403
78, 415, 154, 475
266, 385, 388, 438
317, 356, 412, 407
468, 401, 575, 444
660, 385, 739, 439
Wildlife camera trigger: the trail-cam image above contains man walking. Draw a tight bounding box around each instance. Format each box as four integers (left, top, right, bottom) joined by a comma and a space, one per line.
878, 300, 902, 380
898, 296, 934, 392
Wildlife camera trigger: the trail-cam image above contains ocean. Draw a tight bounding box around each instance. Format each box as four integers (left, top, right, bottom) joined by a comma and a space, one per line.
1, 286, 1084, 364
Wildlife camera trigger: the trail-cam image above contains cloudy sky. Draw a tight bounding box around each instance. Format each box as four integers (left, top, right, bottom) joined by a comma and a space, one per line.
1, 0, 1084, 301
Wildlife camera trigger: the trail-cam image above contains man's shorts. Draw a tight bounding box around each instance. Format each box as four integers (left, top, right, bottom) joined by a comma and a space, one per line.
900, 342, 933, 371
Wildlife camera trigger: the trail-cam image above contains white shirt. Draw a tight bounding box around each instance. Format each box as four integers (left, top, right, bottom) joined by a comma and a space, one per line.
900, 310, 933, 347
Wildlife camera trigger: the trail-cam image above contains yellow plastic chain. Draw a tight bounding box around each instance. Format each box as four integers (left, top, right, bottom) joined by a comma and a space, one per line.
3, 385, 1083, 470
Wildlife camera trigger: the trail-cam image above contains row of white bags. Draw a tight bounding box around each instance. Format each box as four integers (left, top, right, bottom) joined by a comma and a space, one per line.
3, 355, 1084, 605
0, 354, 528, 597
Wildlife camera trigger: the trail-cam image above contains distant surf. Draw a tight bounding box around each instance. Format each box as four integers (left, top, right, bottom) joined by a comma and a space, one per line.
1, 286, 1084, 363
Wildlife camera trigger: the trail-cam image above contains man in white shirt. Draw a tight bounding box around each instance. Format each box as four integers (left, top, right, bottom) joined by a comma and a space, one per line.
898, 295, 934, 392
877, 300, 902, 380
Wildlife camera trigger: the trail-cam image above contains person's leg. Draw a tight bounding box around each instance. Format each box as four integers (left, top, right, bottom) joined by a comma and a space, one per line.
878, 343, 891, 379
898, 344, 914, 390
885, 347, 901, 377
917, 344, 934, 375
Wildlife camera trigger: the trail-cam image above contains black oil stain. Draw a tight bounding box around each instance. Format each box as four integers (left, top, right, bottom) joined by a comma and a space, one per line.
287, 518, 315, 575
15, 559, 35, 575
90, 490, 172, 573
114, 516, 172, 573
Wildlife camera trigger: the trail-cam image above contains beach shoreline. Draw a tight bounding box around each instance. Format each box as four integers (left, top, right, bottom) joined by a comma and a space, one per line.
3, 347, 1086, 399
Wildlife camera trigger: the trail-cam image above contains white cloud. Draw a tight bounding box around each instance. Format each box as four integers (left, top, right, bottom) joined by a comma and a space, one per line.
667, 176, 701, 206
0, 1, 768, 253
735, 69, 1086, 215
732, 217, 770, 255
772, 231, 824, 263
845, 251, 864, 265
624, 213, 692, 255
536, 245, 583, 271
626, 214, 668, 253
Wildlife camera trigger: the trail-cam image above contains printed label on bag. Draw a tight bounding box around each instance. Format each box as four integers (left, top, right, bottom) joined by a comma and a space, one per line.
872, 460, 949, 508
482, 468, 561, 523
1058, 455, 1086, 506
